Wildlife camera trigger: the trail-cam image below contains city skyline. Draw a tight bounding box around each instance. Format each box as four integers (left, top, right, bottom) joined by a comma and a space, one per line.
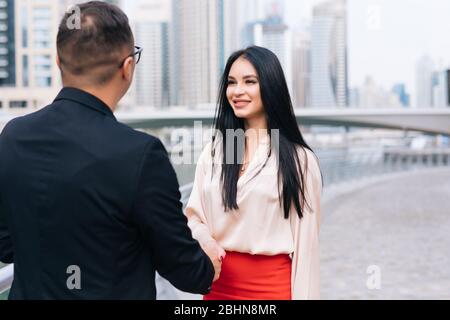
281, 0, 450, 106
124, 0, 450, 108
1, 0, 449, 111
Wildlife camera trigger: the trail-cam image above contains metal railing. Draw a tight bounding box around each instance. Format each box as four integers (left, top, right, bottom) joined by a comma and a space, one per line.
0, 264, 13, 296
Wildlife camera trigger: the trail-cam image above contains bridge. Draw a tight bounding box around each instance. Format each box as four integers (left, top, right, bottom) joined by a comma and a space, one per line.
1, 108, 450, 135
115, 108, 450, 136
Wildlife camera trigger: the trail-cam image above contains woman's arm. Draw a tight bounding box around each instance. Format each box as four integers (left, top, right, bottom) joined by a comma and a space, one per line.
290, 149, 322, 300
185, 144, 225, 260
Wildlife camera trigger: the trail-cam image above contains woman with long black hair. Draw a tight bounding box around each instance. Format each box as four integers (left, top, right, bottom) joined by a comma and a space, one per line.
186, 46, 322, 300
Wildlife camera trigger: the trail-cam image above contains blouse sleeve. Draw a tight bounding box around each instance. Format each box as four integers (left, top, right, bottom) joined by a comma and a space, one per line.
290, 149, 322, 300
185, 143, 215, 246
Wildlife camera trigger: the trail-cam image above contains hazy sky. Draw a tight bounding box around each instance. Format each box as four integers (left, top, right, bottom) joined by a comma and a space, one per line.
285, 0, 450, 104
125, 0, 450, 104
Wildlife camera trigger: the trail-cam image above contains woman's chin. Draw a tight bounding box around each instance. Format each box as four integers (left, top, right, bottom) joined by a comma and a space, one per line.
233, 110, 251, 119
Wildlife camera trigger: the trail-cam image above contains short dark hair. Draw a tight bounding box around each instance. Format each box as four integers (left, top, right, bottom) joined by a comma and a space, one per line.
57, 1, 134, 85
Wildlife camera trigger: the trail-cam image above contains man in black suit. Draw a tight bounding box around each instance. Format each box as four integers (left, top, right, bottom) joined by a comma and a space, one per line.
0, 1, 220, 299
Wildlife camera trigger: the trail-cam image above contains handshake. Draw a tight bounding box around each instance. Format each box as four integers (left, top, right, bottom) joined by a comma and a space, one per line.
200, 240, 226, 282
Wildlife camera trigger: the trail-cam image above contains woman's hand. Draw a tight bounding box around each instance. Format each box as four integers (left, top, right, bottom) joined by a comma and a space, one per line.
201, 240, 226, 282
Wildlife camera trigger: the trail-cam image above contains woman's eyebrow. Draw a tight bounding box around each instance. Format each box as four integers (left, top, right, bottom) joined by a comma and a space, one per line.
228, 75, 258, 79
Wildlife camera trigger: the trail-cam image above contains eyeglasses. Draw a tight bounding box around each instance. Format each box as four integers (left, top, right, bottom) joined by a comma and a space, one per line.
118, 46, 143, 68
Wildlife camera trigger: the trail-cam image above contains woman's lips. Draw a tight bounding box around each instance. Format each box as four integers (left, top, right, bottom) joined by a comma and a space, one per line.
233, 100, 251, 108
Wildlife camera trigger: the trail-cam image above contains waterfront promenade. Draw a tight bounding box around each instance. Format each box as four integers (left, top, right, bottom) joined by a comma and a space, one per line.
320, 167, 450, 299
1, 167, 449, 300
157, 167, 450, 300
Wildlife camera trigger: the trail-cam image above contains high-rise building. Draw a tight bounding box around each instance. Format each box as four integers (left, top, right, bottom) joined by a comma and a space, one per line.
359, 76, 401, 108
415, 56, 450, 108
392, 83, 410, 108
292, 28, 310, 108
0, 0, 15, 89
311, 0, 348, 108
432, 69, 449, 108
262, 10, 291, 90
348, 87, 359, 107
415, 55, 434, 108
59, 0, 123, 18
243, 2, 292, 93
447, 70, 450, 106
133, 0, 170, 108
0, 0, 126, 112
0, 0, 61, 112
241, 0, 268, 48
223, 0, 240, 64
171, 0, 224, 108
223, 0, 271, 66
17, 0, 61, 88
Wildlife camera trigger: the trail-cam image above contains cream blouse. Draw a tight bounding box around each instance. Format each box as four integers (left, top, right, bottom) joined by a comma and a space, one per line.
185, 138, 322, 300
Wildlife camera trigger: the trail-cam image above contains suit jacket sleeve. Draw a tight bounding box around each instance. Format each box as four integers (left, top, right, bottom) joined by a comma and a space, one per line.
0, 128, 14, 264
0, 206, 14, 264
132, 138, 214, 294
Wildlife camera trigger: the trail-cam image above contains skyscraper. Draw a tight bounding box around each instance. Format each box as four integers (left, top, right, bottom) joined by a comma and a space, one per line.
0, 0, 15, 88
447, 70, 450, 107
415, 55, 434, 108
171, 0, 224, 108
0, 0, 61, 111
292, 28, 311, 108
0, 0, 128, 112
359, 76, 401, 108
392, 83, 410, 108
223, 0, 240, 64
59, 0, 123, 18
262, 5, 291, 89
241, 0, 266, 48
133, 0, 170, 108
432, 69, 449, 108
311, 0, 348, 108
243, 1, 292, 93
16, 0, 62, 89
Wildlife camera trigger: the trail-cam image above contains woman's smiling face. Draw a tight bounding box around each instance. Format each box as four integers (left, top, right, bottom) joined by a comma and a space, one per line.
226, 57, 265, 121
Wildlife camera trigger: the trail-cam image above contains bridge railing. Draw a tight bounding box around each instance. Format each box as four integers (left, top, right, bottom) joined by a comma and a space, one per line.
0, 264, 13, 297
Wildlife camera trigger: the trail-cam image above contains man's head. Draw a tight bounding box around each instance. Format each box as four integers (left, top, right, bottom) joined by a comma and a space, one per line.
57, 1, 137, 101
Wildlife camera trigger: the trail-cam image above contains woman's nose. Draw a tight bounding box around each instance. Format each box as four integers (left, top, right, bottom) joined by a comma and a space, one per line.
233, 85, 245, 95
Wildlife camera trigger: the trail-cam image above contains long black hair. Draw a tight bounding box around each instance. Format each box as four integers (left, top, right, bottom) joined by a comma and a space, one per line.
213, 46, 317, 220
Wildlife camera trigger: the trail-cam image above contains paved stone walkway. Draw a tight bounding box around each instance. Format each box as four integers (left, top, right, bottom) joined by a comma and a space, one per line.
320, 167, 450, 299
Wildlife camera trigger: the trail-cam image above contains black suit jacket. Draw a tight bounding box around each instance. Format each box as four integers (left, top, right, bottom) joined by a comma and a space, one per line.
0, 87, 214, 299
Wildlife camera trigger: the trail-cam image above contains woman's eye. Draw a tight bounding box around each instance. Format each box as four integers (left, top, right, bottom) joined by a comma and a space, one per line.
246, 80, 257, 84
227, 80, 236, 85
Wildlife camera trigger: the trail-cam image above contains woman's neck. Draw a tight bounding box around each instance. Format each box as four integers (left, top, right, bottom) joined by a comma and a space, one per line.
244, 115, 268, 145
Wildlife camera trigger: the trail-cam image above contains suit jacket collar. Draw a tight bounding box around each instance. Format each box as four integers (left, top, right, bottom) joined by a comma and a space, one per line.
54, 87, 116, 120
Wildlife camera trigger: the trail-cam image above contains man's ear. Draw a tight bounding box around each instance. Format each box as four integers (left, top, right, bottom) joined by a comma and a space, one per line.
56, 55, 61, 68
121, 57, 135, 82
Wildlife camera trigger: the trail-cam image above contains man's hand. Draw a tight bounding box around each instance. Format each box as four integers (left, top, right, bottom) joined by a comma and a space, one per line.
201, 240, 226, 282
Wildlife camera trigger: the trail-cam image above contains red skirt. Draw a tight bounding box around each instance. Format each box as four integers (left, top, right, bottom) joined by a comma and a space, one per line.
203, 251, 292, 300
